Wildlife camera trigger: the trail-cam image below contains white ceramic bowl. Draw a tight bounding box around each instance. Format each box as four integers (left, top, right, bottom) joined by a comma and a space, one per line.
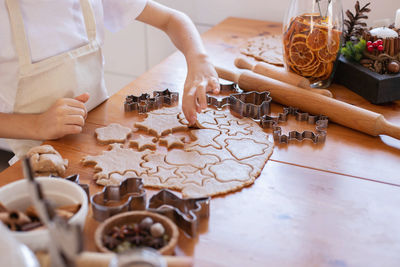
0, 177, 88, 251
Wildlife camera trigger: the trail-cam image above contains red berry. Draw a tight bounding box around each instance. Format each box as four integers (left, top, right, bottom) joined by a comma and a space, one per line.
377, 45, 384, 51
376, 39, 383, 46
367, 45, 374, 52
367, 41, 372, 46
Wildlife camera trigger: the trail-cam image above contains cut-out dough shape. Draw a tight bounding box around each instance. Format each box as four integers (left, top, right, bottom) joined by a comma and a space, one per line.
187, 128, 223, 149
148, 166, 181, 183
159, 134, 185, 149
220, 120, 253, 136
165, 149, 220, 169
95, 123, 131, 144
180, 169, 214, 186
134, 112, 187, 137
82, 144, 150, 182
129, 135, 157, 151
225, 138, 271, 160
209, 159, 253, 182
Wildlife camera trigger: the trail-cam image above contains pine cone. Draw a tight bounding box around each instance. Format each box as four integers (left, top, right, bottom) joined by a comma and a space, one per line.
343, 1, 371, 43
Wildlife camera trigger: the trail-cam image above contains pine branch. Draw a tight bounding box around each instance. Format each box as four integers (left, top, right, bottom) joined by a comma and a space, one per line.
343, 1, 371, 43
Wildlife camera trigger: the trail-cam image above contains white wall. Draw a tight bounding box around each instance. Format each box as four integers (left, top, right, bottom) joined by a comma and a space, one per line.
103, 0, 399, 95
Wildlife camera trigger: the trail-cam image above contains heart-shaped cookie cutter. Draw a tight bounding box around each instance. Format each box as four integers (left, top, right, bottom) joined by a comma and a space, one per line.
260, 106, 328, 143
124, 89, 179, 113
91, 177, 146, 221
148, 189, 210, 237
91, 178, 210, 237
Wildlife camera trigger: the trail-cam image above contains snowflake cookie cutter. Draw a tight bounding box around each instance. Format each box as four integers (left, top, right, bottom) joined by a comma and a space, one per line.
207, 90, 272, 120
147, 189, 210, 238
260, 106, 328, 144
124, 89, 179, 113
91, 177, 147, 221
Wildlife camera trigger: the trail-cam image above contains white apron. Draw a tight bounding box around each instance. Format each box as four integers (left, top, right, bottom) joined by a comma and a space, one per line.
5, 0, 109, 161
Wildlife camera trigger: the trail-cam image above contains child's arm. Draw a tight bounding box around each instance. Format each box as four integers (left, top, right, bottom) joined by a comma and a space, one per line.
0, 94, 89, 140
136, 0, 220, 124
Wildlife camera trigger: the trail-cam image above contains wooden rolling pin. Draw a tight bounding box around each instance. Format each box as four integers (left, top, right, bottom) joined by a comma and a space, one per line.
36, 251, 193, 267
234, 56, 333, 98
215, 66, 400, 140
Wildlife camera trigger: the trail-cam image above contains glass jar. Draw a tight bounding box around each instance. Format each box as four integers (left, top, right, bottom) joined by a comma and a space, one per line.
283, 0, 344, 88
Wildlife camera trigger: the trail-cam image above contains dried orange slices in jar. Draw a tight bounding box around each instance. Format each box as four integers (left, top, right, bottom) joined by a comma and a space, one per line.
283, 13, 341, 85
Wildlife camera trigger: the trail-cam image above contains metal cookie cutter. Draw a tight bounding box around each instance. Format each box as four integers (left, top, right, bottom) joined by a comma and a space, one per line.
50, 174, 90, 199
91, 177, 146, 221
260, 106, 328, 143
148, 189, 210, 238
207, 90, 272, 120
125, 89, 179, 113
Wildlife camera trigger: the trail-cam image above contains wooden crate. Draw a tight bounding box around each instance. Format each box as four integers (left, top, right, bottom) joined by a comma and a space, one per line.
334, 55, 400, 104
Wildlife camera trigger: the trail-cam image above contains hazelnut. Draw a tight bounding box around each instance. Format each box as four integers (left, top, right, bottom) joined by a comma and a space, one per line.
139, 217, 153, 230
388, 61, 400, 74
150, 222, 165, 237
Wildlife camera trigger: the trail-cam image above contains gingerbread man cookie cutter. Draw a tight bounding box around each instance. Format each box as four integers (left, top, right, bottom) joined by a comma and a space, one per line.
91, 178, 210, 237
124, 89, 179, 113
260, 106, 328, 143
91, 177, 147, 221
148, 189, 210, 237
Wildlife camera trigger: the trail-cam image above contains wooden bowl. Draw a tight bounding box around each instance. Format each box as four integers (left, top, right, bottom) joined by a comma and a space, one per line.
95, 211, 179, 255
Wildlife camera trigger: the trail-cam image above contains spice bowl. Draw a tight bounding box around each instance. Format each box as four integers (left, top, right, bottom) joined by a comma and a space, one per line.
95, 210, 179, 255
0, 177, 88, 251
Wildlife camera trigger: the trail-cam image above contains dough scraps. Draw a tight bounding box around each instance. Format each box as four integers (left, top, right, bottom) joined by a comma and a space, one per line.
27, 145, 68, 177
95, 123, 131, 144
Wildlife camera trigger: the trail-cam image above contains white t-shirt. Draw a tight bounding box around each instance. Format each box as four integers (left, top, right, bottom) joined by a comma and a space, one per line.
0, 0, 148, 113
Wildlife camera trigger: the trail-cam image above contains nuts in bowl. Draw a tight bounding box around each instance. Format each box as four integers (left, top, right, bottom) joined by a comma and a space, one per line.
95, 211, 179, 255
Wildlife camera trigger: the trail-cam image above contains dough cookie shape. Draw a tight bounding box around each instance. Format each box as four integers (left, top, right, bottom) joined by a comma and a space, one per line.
27, 145, 68, 177
159, 134, 185, 149
95, 123, 132, 144
241, 35, 284, 66
81, 144, 150, 184
129, 135, 157, 151
134, 111, 188, 137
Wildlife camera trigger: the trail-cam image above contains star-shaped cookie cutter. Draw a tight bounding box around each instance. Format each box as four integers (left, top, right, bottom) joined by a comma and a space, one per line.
91, 177, 146, 221
260, 106, 328, 143
124, 89, 179, 113
207, 91, 272, 120
148, 189, 210, 238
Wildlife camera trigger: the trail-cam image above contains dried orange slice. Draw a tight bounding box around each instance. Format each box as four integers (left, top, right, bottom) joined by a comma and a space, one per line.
318, 46, 336, 63
291, 34, 307, 44
306, 28, 328, 51
289, 42, 314, 67
311, 63, 326, 78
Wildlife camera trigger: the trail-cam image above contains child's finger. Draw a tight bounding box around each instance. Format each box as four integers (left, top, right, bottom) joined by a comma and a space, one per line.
196, 83, 207, 109
207, 77, 220, 94
74, 93, 90, 103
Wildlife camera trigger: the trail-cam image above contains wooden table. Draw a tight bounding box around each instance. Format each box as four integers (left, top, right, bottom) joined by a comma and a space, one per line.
1, 17, 400, 267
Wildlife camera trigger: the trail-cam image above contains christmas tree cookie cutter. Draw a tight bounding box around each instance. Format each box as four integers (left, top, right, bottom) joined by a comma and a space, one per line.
148, 189, 210, 237
90, 178, 210, 237
124, 89, 179, 113
260, 106, 328, 143
207, 90, 272, 120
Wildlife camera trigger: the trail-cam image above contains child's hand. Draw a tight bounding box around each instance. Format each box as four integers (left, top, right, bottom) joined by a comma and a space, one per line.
37, 93, 89, 140
182, 54, 219, 125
